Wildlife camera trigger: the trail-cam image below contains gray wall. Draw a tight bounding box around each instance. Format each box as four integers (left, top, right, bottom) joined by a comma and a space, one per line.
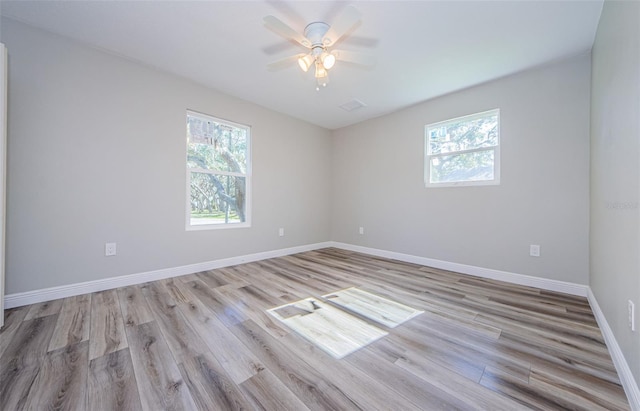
1, 18, 332, 294
590, 0, 640, 386
331, 55, 591, 284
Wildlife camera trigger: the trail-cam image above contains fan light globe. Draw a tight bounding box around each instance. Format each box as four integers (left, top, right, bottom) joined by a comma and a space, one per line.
315, 63, 328, 79
321, 52, 336, 70
298, 54, 314, 72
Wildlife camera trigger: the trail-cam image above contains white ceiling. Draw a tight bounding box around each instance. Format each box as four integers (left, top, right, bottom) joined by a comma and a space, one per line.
0, 0, 603, 130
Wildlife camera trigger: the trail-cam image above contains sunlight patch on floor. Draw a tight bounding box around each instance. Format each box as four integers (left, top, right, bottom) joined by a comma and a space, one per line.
267, 289, 423, 359
267, 297, 388, 359
324, 287, 424, 328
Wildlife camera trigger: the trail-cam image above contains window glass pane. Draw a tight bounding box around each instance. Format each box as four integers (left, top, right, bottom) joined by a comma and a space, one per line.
428, 112, 498, 155
189, 172, 246, 225
187, 114, 247, 173
429, 149, 495, 183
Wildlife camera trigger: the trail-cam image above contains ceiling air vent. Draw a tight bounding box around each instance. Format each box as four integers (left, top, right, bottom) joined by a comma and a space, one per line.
339, 99, 367, 112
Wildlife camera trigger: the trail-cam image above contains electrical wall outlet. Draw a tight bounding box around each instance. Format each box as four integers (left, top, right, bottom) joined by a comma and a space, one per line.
359, 227, 364, 235
105, 242, 116, 256
629, 300, 636, 332
529, 244, 540, 257
278, 228, 284, 237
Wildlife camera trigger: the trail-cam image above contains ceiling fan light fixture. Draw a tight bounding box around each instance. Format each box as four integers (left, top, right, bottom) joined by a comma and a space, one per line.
264, 6, 365, 91
297, 54, 314, 72
315, 62, 328, 79
321, 52, 336, 70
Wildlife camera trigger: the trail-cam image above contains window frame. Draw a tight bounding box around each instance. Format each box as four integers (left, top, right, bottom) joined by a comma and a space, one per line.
424, 108, 500, 188
185, 110, 251, 230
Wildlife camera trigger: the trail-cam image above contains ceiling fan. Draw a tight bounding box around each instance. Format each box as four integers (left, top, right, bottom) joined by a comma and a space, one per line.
264, 5, 375, 90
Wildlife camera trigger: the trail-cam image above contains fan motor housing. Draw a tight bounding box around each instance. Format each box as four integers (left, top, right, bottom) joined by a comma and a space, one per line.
303, 21, 330, 47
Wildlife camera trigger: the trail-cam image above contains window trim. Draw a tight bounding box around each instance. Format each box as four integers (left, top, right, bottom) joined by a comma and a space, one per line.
185, 110, 251, 230
424, 108, 500, 188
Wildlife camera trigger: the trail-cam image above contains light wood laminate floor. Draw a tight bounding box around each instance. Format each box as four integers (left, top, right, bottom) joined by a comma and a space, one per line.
0, 248, 630, 410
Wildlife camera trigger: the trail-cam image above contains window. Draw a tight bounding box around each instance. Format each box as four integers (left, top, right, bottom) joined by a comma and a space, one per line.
425, 109, 500, 187
186, 111, 250, 229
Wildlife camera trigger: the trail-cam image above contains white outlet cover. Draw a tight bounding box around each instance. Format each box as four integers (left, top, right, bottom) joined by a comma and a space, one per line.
105, 242, 117, 256
529, 245, 540, 257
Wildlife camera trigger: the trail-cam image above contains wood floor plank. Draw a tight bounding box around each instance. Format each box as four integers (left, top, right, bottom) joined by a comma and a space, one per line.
185, 279, 248, 326
394, 346, 529, 410
497, 329, 618, 380
279, 330, 423, 411
529, 368, 629, 411
383, 325, 487, 382
177, 352, 254, 411
88, 348, 142, 411
216, 266, 257, 288
479, 365, 629, 411
471, 301, 605, 343
251, 259, 329, 296
126, 321, 197, 411
366, 282, 479, 320
217, 285, 292, 338
229, 283, 286, 309
195, 270, 229, 289
528, 366, 630, 411
231, 319, 366, 411
399, 316, 532, 382
323, 287, 424, 328
235, 267, 307, 302
89, 289, 128, 360
48, 294, 91, 352
480, 329, 621, 386
239, 369, 311, 411
117, 284, 154, 327
176, 289, 264, 384
23, 341, 89, 410
530, 360, 628, 407
457, 276, 544, 298
161, 278, 192, 304
0, 315, 58, 410
346, 346, 474, 410
23, 298, 63, 321
141, 281, 211, 364
0, 305, 30, 358
185, 266, 251, 289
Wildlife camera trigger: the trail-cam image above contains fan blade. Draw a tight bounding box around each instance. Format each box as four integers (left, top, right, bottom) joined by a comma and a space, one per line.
266, 0, 306, 29
267, 54, 304, 71
332, 50, 376, 67
264, 15, 309, 47
322, 5, 362, 47
262, 41, 298, 56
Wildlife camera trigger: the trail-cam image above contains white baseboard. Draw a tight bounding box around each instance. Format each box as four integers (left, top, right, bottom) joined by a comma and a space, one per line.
588, 288, 640, 411
4, 241, 588, 309
329, 242, 589, 297
4, 241, 333, 309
